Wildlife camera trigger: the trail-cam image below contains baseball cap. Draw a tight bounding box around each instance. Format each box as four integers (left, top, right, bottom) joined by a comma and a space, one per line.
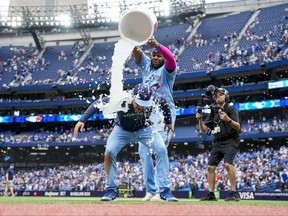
151, 48, 161, 55
10, 163, 14, 167
133, 83, 153, 107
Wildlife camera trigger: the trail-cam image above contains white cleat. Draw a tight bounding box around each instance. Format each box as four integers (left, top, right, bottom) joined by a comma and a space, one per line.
150, 194, 162, 201
141, 192, 154, 201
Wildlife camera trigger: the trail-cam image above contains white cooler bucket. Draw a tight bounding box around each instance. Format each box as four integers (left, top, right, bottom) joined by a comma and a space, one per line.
118, 8, 158, 46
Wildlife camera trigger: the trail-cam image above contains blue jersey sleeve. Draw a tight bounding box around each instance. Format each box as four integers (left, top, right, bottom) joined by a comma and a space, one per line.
152, 92, 172, 124
79, 97, 109, 123
138, 53, 151, 79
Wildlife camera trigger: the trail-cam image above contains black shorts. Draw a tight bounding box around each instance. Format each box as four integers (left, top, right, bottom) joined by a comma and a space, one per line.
208, 139, 239, 166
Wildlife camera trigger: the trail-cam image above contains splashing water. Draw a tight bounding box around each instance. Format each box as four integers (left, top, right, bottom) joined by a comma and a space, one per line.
95, 39, 135, 116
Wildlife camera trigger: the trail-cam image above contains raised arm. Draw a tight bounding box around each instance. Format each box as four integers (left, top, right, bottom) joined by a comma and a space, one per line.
147, 38, 176, 72
132, 46, 143, 64
158, 44, 177, 72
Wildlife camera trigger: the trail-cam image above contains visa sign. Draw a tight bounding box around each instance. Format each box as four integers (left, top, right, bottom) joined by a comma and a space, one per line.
238, 192, 254, 200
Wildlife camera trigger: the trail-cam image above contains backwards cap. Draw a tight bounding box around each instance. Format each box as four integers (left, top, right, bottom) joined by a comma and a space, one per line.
133, 83, 153, 107
151, 48, 161, 55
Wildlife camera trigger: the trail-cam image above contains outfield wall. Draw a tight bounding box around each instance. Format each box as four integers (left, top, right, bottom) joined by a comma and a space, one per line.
1, 190, 288, 201
195, 191, 288, 201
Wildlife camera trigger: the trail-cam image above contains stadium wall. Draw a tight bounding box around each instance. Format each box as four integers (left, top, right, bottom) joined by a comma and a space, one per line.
1, 190, 288, 200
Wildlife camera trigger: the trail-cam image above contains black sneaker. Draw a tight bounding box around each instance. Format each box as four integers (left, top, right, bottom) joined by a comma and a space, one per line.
225, 191, 240, 201
200, 192, 217, 201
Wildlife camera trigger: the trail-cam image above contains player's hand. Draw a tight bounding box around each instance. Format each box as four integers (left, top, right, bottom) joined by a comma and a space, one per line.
133, 46, 141, 52
74, 122, 85, 137
164, 124, 173, 148
146, 37, 160, 48
164, 123, 173, 133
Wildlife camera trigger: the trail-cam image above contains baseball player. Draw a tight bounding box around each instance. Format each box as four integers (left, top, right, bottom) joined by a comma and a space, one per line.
74, 83, 178, 202
132, 37, 177, 201
4, 163, 16, 197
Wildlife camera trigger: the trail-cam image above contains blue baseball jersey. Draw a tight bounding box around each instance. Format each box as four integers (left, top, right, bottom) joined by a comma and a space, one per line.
138, 54, 177, 112
6, 168, 14, 180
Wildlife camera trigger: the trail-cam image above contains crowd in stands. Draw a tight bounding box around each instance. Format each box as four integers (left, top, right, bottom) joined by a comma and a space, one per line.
0, 3, 288, 197
0, 117, 287, 145
189, 27, 287, 73
0, 145, 287, 193
244, 116, 288, 133
0, 46, 48, 87
0, 125, 112, 144
0, 5, 286, 88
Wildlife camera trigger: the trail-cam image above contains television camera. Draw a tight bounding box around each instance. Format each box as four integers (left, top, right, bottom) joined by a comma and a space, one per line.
197, 85, 229, 114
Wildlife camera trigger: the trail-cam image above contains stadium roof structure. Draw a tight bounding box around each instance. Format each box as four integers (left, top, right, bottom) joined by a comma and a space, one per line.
0, 0, 205, 49
0, 0, 205, 31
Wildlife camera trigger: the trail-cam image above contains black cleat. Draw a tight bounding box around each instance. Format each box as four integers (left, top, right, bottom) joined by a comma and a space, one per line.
200, 192, 217, 201
225, 191, 241, 201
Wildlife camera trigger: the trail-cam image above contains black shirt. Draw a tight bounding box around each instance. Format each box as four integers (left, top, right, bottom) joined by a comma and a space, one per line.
204, 103, 240, 141
116, 103, 148, 131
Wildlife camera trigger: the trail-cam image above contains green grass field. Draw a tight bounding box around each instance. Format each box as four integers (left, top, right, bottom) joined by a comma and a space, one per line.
0, 197, 288, 206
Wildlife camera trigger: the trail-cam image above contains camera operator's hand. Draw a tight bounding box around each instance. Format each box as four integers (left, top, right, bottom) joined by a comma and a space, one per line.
196, 110, 208, 133
218, 110, 231, 122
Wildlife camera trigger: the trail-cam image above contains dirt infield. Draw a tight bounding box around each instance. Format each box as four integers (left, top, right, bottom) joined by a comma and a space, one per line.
1, 204, 288, 216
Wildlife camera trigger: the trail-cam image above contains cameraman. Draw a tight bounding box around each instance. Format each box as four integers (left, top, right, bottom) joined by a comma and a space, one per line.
196, 88, 241, 201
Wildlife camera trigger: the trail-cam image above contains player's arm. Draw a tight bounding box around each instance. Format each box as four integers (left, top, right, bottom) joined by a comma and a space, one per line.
147, 38, 176, 72
155, 94, 173, 147
74, 97, 109, 136
132, 46, 143, 64
158, 44, 176, 72
153, 92, 172, 127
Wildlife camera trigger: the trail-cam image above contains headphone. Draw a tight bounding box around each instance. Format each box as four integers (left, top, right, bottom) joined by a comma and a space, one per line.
217, 88, 229, 102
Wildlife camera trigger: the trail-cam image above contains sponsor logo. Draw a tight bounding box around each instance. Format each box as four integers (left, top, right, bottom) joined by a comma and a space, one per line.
45, 192, 59, 196
70, 192, 91, 196
238, 192, 254, 200
22, 192, 30, 196
59, 191, 66, 196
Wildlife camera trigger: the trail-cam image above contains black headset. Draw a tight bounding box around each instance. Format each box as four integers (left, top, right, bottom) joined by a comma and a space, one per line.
217, 88, 229, 102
